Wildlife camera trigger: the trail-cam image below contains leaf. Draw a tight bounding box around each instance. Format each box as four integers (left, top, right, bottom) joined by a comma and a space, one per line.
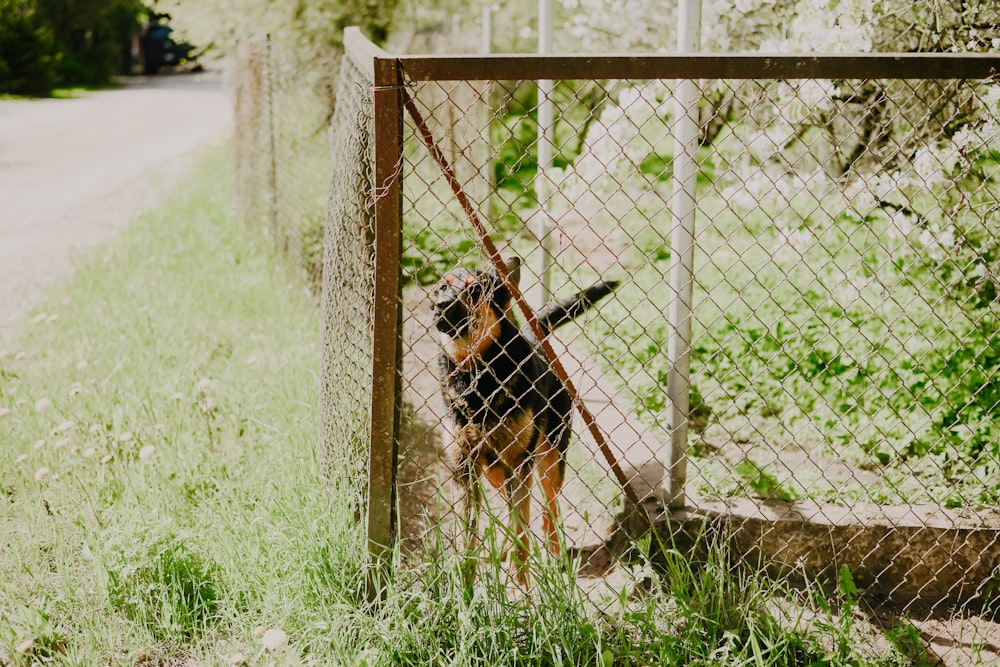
837, 565, 857, 600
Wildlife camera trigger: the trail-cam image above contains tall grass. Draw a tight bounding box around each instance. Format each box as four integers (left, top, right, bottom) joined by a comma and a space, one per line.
0, 144, 918, 665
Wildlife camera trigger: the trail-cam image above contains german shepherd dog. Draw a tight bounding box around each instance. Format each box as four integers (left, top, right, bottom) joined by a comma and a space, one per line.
432, 257, 618, 583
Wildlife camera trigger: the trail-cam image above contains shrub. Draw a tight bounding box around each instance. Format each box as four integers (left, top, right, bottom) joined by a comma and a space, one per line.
0, 1, 56, 95
0, 0, 144, 95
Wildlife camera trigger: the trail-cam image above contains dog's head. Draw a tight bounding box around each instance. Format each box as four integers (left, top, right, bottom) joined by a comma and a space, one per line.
432, 258, 520, 364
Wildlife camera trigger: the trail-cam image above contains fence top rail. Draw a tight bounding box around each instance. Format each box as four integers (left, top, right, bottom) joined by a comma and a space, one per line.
396, 53, 1000, 82
343, 28, 999, 82
344, 26, 392, 80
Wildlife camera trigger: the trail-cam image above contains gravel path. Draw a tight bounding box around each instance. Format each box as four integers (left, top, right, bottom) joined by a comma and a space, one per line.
0, 71, 231, 344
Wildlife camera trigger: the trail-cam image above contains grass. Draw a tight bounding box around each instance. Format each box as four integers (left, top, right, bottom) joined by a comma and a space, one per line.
587, 177, 1000, 507
0, 144, 922, 665
0, 84, 119, 101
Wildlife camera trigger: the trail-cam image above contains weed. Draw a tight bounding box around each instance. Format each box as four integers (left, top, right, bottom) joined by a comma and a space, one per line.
98, 524, 220, 641
0, 601, 68, 665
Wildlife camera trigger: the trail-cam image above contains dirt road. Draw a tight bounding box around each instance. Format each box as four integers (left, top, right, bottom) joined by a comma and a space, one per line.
0, 71, 231, 344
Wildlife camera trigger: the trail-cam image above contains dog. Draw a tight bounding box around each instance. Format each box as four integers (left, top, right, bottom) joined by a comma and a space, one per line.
432, 257, 618, 583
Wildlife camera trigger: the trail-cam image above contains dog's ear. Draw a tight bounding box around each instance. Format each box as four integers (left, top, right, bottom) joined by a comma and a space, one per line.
485, 257, 520, 311
502, 257, 521, 288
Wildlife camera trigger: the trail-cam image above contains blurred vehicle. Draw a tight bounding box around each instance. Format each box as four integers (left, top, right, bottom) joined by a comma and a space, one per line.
140, 23, 199, 74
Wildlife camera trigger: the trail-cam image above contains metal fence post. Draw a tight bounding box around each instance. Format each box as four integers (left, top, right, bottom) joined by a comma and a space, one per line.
264, 34, 279, 244
367, 53, 403, 600
535, 0, 555, 304
665, 0, 702, 509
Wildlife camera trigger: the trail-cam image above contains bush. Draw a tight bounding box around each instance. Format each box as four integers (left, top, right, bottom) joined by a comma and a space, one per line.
0, 0, 143, 95
36, 0, 143, 86
0, 1, 56, 95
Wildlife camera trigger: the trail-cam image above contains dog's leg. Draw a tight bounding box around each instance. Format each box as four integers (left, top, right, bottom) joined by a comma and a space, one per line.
505, 465, 533, 586
537, 444, 565, 557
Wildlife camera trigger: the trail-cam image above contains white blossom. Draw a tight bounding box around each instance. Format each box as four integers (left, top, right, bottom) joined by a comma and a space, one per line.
886, 209, 914, 240
917, 223, 957, 261
910, 146, 949, 187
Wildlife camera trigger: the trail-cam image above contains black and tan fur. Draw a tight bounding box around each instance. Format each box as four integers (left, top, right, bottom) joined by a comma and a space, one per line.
432, 257, 617, 583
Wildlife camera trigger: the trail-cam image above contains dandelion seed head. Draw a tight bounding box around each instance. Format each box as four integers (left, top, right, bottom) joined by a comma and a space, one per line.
260, 628, 288, 652
51, 421, 75, 435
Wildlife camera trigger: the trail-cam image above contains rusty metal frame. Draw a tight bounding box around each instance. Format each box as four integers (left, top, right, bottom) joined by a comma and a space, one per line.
357, 27, 404, 600
395, 52, 999, 81
343, 25, 1000, 596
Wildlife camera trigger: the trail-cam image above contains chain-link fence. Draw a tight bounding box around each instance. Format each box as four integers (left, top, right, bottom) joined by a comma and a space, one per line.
319, 42, 376, 519
322, 27, 1000, 655
232, 35, 334, 291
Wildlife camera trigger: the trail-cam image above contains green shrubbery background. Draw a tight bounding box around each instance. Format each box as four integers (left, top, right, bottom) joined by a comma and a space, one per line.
0, 0, 143, 95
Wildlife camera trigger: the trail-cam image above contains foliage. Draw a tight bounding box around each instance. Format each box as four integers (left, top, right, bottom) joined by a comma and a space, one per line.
548, 0, 1000, 225
593, 188, 1000, 505
550, 0, 999, 55
402, 220, 478, 285
36, 0, 144, 85
0, 0, 143, 95
157, 0, 398, 60
0, 0, 56, 95
840, 92, 1000, 308
547, 3, 999, 224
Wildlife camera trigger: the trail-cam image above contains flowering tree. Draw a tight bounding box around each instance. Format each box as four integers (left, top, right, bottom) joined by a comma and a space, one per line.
530, 0, 1000, 481
550, 0, 999, 290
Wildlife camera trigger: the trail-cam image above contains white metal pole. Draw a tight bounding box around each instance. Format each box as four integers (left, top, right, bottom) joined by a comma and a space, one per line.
482, 3, 492, 54
482, 3, 494, 224
666, 0, 702, 509
536, 0, 555, 303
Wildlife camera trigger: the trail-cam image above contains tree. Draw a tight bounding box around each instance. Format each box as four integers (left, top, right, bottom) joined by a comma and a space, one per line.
0, 0, 56, 95
0, 0, 145, 95
154, 0, 397, 56
549, 0, 999, 289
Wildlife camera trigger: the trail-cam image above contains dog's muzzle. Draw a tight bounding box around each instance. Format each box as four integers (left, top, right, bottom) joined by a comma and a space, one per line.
433, 297, 472, 337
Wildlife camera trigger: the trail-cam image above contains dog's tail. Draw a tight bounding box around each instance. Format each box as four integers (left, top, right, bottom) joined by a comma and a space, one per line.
529, 279, 619, 337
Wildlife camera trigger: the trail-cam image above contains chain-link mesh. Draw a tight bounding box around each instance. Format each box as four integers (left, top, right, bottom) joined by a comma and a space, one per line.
232, 37, 267, 241
232, 35, 334, 291
319, 54, 375, 505
323, 37, 1000, 662
426, 73, 996, 600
